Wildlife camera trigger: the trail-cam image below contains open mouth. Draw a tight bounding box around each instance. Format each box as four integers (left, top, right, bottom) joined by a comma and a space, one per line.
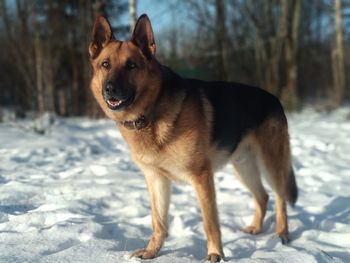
105, 95, 134, 111
107, 98, 124, 108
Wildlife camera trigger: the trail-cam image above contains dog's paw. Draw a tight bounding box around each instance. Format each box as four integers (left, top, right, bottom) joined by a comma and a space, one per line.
130, 248, 157, 259
205, 253, 222, 262
242, 225, 262, 235
277, 233, 290, 244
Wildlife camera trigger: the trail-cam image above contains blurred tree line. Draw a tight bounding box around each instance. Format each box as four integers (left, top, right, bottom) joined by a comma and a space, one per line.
0, 0, 129, 118
0, 0, 349, 119
160, 0, 350, 110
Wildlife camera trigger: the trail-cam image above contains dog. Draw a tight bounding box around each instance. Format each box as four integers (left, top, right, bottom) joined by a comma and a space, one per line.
89, 14, 297, 262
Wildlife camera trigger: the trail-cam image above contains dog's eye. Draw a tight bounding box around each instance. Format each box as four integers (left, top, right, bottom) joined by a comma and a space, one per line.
125, 61, 137, 70
101, 60, 110, 69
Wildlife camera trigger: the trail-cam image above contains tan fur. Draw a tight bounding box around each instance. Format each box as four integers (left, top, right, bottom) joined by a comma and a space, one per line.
254, 115, 292, 240
229, 115, 292, 240
131, 167, 171, 259
231, 134, 269, 234
190, 164, 223, 257
89, 15, 296, 261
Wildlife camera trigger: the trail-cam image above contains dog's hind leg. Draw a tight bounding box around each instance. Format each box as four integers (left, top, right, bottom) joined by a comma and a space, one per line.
131, 168, 171, 259
254, 115, 297, 244
232, 139, 269, 235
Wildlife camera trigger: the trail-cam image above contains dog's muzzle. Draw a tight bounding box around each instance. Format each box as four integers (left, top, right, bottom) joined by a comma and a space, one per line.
103, 82, 134, 111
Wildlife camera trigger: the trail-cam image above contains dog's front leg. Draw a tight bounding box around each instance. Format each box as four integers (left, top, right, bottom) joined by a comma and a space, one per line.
131, 170, 171, 259
191, 167, 224, 262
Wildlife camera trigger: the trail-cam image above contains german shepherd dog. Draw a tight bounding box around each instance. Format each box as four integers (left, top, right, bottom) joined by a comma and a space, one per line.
89, 14, 297, 262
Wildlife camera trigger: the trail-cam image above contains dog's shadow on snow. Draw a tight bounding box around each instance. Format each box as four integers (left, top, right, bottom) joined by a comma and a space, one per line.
77, 199, 152, 254
222, 192, 349, 262
158, 236, 207, 260
288, 195, 350, 261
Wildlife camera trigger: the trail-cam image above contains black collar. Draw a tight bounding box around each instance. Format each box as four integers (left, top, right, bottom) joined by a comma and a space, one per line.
121, 115, 149, 130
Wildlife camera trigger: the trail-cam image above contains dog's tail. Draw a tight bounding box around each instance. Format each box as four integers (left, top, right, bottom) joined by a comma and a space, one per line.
285, 167, 298, 206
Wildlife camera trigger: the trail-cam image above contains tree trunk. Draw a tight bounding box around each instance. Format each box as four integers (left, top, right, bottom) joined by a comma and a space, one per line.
88, 0, 106, 118
332, 0, 345, 106
44, 60, 55, 113
43, 40, 55, 113
254, 37, 263, 87
77, 0, 92, 117
215, 0, 229, 81
129, 0, 137, 33
282, 0, 301, 110
58, 86, 67, 116
30, 0, 45, 114
71, 48, 80, 115
246, 0, 287, 95
44, 0, 56, 113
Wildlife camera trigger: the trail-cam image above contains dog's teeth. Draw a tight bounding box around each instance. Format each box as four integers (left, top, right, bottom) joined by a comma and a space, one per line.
108, 99, 122, 107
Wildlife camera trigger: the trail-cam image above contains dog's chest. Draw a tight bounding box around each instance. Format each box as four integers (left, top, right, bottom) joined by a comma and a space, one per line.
122, 111, 210, 182
131, 142, 195, 183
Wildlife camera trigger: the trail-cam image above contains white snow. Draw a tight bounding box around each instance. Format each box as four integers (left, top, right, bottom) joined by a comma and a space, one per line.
0, 108, 349, 263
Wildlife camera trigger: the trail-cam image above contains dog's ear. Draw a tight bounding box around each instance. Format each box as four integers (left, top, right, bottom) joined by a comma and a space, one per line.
89, 16, 114, 59
131, 14, 156, 60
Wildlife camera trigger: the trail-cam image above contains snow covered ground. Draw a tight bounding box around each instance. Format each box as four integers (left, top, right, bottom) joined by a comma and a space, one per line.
0, 108, 349, 263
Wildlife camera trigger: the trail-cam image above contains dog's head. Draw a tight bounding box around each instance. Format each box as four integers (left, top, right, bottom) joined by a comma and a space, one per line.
89, 14, 161, 121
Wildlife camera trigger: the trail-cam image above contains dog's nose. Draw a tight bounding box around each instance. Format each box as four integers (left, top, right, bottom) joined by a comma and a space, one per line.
104, 82, 114, 95
103, 81, 126, 99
